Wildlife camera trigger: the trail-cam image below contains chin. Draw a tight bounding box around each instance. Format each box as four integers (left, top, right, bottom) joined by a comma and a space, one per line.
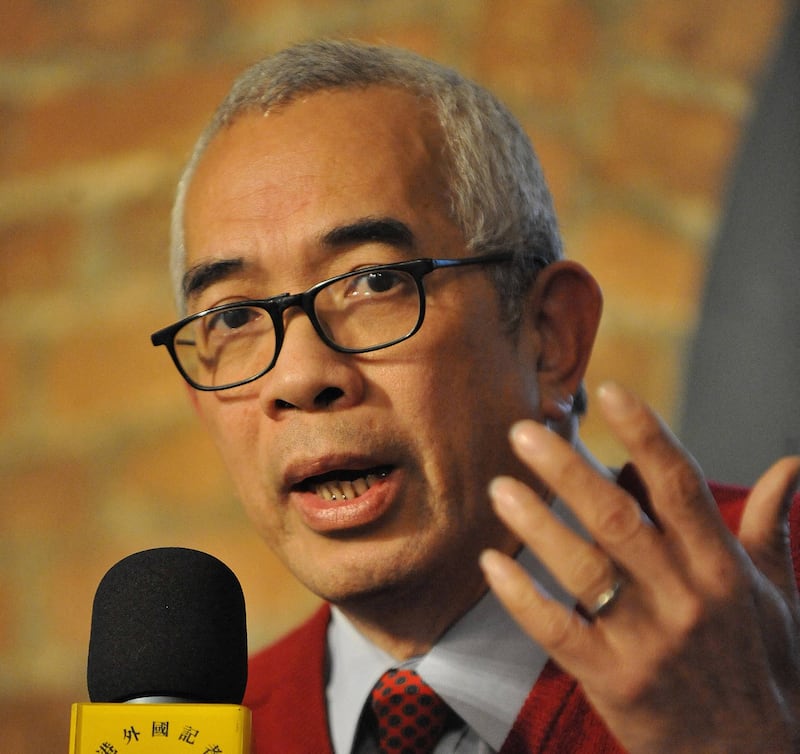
289, 537, 434, 602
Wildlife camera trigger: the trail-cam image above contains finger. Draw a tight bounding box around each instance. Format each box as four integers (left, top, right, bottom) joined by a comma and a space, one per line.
739, 456, 800, 595
506, 420, 664, 577
489, 475, 619, 613
479, 548, 596, 660
595, 382, 734, 560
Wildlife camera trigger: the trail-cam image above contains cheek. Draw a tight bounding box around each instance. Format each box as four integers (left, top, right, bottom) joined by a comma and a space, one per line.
199, 399, 265, 493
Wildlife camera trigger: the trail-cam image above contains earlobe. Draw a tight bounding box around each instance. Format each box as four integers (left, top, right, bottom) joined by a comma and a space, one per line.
527, 261, 603, 422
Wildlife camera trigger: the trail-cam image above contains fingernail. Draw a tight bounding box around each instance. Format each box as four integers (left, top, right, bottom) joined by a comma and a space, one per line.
479, 549, 508, 580
488, 476, 521, 514
597, 381, 636, 417
510, 419, 546, 454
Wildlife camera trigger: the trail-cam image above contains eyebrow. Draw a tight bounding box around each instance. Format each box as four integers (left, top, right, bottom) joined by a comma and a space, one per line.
320, 216, 415, 249
182, 258, 245, 302
181, 216, 416, 302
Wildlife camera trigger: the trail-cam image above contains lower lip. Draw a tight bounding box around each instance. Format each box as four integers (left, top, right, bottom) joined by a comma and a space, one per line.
290, 472, 397, 533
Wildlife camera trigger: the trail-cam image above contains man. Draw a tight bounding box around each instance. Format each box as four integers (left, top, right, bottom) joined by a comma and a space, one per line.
151, 39, 800, 753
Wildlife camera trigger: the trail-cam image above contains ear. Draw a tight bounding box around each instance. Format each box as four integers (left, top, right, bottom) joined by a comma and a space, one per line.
524, 260, 602, 422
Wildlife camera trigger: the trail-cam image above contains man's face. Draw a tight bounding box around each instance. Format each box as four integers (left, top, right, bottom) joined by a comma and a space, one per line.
183, 86, 545, 615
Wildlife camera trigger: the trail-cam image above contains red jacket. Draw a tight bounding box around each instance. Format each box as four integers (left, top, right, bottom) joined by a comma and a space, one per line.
244, 474, 800, 753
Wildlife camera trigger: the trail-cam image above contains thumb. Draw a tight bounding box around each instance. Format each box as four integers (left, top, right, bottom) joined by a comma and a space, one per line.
738, 456, 800, 594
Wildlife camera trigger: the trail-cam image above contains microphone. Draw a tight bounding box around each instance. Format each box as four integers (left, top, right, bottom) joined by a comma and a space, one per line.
69, 547, 251, 753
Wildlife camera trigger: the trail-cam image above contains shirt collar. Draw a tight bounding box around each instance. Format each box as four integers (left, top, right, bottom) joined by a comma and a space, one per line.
327, 604, 395, 754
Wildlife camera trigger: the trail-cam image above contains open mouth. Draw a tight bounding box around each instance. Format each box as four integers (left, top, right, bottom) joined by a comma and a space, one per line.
298, 465, 392, 501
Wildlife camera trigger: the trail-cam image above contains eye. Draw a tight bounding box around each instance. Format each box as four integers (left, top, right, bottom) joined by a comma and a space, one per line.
205, 306, 261, 334
346, 269, 404, 296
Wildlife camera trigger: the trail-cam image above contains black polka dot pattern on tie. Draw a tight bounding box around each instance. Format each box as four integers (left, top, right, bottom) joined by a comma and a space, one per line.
369, 668, 453, 754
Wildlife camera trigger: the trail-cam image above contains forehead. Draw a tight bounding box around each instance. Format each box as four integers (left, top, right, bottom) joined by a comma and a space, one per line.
182, 86, 458, 277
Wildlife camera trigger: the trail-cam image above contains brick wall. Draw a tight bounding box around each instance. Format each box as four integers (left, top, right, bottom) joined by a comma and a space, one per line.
0, 0, 788, 749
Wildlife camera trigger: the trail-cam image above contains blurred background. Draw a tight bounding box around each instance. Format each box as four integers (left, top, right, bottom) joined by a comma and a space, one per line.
0, 0, 796, 749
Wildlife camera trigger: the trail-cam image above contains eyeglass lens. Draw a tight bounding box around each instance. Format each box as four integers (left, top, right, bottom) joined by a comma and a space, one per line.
173, 267, 422, 389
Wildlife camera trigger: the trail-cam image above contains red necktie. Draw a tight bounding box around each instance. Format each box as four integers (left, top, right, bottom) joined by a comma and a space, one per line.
369, 668, 454, 754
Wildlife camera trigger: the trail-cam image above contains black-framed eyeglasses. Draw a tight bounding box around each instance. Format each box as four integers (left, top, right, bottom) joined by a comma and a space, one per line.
151, 252, 541, 391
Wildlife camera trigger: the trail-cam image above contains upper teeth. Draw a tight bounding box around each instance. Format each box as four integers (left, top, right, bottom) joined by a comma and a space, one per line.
312, 471, 386, 501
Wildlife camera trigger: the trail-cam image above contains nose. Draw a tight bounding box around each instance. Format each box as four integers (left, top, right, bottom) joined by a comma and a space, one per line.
257, 308, 366, 419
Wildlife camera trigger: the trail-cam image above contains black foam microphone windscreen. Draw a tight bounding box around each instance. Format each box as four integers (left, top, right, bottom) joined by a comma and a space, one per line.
87, 547, 247, 704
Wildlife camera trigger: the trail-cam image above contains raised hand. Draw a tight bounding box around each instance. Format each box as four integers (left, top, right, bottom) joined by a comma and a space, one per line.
480, 382, 800, 754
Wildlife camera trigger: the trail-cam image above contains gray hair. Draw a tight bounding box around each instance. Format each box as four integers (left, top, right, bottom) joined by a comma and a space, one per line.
170, 38, 563, 331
